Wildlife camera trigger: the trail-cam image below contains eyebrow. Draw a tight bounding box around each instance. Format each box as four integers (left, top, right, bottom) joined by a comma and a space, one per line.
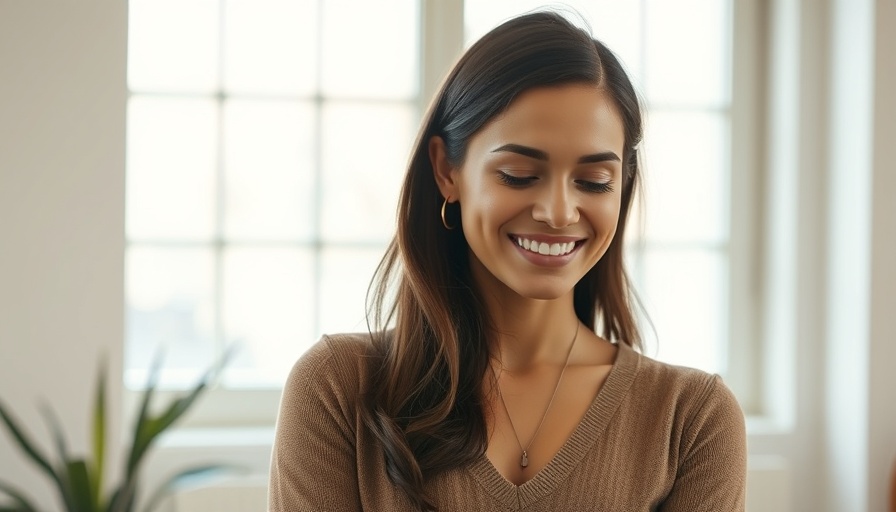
491, 143, 621, 164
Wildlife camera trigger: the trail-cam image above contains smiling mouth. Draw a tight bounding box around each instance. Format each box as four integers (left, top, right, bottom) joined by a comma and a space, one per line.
511, 236, 582, 256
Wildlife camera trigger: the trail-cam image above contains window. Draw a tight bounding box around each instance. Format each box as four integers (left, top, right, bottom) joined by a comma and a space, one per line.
125, 0, 757, 421
126, 0, 419, 391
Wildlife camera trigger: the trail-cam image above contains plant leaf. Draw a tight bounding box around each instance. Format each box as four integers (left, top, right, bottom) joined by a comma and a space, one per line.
36, 404, 76, 510
105, 487, 125, 512
37, 403, 69, 463
132, 385, 204, 458
124, 350, 164, 482
0, 400, 67, 498
106, 483, 135, 512
115, 347, 234, 512
125, 348, 232, 482
105, 488, 119, 512
0, 480, 40, 512
140, 464, 243, 512
91, 356, 107, 510
127, 392, 202, 486
65, 459, 95, 512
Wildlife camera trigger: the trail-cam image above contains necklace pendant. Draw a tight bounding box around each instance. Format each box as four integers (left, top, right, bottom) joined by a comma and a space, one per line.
520, 451, 529, 468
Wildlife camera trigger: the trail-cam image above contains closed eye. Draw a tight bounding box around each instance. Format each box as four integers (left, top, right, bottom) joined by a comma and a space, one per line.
576, 180, 614, 193
497, 171, 537, 187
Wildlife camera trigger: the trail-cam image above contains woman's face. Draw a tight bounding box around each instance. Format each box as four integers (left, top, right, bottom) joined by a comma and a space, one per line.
433, 84, 626, 301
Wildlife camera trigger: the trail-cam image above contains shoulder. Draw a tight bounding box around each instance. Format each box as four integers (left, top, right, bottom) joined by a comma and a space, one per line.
282, 332, 380, 406
624, 345, 739, 412
620, 345, 745, 452
602, 347, 748, 508
291, 332, 376, 372
620, 348, 747, 505
629, 349, 746, 458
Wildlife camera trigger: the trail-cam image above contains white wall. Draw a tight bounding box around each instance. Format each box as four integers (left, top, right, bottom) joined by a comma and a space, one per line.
0, 1, 127, 509
0, 1, 894, 511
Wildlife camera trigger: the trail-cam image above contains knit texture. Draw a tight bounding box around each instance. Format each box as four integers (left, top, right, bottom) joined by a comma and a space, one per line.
269, 333, 747, 511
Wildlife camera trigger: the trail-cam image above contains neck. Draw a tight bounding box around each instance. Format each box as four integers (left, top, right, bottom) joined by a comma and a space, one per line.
480, 288, 581, 372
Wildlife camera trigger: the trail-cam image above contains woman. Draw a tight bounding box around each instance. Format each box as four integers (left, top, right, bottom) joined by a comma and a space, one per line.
269, 10, 746, 511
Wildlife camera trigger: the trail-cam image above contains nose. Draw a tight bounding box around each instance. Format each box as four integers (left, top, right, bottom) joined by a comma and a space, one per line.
531, 181, 579, 228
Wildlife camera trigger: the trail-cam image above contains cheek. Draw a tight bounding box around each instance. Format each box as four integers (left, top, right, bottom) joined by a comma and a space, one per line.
459, 181, 514, 224
462, 199, 511, 235
589, 196, 623, 232
602, 196, 623, 219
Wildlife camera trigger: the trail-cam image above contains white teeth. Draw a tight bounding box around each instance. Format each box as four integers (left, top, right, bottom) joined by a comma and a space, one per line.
514, 237, 576, 256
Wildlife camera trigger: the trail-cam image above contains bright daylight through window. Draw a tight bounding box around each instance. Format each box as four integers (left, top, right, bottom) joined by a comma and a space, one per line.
125, 0, 746, 412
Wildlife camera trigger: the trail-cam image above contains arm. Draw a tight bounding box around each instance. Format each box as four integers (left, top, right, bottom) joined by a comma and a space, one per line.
659, 375, 747, 512
268, 337, 362, 511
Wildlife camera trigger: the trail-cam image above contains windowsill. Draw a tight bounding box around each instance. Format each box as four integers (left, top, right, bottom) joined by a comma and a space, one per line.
745, 414, 791, 436
158, 425, 275, 449
150, 427, 276, 483
157, 414, 790, 452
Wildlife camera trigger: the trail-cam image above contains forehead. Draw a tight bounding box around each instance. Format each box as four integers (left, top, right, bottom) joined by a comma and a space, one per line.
471, 84, 625, 155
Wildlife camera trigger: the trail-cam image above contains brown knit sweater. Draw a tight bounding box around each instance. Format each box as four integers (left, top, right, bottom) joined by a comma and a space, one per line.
269, 333, 747, 511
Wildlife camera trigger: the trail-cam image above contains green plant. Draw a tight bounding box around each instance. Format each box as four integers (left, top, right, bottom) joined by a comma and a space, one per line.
0, 352, 235, 512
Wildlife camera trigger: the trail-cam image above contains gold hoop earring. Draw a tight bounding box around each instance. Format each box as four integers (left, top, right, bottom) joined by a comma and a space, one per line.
441, 197, 455, 230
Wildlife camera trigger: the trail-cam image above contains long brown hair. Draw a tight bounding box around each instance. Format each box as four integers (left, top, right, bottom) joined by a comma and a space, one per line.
363, 11, 644, 511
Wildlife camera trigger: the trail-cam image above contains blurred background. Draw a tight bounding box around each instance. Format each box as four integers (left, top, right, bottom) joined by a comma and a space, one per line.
1, 1, 894, 510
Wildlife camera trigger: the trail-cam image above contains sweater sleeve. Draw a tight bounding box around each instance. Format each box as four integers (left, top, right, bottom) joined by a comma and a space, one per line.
268, 336, 363, 511
659, 374, 747, 512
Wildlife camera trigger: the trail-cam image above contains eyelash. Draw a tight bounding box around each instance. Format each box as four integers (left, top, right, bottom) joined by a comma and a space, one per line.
497, 171, 614, 194
577, 180, 615, 194
497, 172, 537, 187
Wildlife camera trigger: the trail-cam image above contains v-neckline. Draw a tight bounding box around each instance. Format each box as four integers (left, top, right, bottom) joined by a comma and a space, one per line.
468, 342, 640, 510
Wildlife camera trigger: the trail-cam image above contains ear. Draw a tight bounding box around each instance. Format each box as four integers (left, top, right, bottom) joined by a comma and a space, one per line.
429, 136, 460, 202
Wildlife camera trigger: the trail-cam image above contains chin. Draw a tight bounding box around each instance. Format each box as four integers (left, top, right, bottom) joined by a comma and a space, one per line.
508, 279, 578, 301
519, 289, 570, 301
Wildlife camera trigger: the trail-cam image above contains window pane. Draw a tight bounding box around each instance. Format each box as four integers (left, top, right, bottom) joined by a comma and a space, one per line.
126, 247, 216, 386
320, 102, 414, 243
584, 1, 643, 81
464, 0, 557, 44
319, 247, 384, 337
126, 96, 218, 240
642, 110, 728, 244
222, 247, 315, 387
640, 248, 727, 375
223, 0, 318, 95
644, 0, 729, 106
128, 0, 219, 93
464, 1, 643, 84
223, 99, 316, 241
320, 0, 419, 99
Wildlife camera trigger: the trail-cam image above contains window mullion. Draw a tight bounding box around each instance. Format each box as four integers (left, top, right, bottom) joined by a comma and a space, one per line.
418, 0, 465, 114
728, 0, 765, 413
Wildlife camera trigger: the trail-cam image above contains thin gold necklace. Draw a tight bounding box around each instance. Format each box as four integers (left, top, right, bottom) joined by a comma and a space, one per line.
491, 322, 580, 468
